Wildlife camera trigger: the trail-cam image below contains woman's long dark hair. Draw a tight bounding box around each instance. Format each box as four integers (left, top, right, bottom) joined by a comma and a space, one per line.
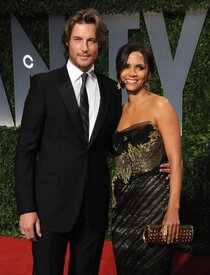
116, 42, 154, 87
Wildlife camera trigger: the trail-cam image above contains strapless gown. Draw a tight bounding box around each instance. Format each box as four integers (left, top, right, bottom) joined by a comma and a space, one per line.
112, 122, 173, 275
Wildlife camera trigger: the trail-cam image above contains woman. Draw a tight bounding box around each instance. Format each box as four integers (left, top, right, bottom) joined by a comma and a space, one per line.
112, 42, 182, 274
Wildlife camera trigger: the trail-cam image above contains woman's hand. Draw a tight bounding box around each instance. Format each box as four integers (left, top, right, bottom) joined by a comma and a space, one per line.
162, 207, 180, 244
159, 163, 170, 180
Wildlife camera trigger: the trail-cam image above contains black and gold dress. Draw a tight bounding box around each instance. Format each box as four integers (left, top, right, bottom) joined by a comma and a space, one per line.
112, 122, 173, 275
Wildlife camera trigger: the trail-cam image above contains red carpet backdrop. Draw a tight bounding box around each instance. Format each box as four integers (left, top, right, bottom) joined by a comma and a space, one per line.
1, 237, 210, 275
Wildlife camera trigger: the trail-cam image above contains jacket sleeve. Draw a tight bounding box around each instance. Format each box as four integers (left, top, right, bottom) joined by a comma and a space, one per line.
108, 86, 122, 157
15, 74, 46, 215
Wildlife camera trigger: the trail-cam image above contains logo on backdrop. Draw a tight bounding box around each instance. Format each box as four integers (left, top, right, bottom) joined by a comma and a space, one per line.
0, 11, 207, 128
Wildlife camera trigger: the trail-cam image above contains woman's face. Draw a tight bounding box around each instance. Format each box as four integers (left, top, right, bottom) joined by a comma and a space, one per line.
120, 51, 149, 93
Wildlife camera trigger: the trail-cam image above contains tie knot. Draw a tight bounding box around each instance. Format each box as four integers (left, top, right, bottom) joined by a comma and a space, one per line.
81, 73, 88, 83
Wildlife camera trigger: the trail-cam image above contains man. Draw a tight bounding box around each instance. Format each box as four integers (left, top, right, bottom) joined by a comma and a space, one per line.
15, 8, 121, 274
15, 8, 169, 275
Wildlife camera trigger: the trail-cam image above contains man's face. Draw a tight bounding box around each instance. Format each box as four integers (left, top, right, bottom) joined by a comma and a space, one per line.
67, 23, 99, 72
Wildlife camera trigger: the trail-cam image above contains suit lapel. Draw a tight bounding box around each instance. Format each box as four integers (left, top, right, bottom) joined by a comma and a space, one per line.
89, 73, 111, 146
58, 67, 111, 145
58, 66, 85, 141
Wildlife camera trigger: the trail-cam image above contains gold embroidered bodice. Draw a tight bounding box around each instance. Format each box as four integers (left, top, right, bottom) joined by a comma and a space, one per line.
112, 122, 166, 185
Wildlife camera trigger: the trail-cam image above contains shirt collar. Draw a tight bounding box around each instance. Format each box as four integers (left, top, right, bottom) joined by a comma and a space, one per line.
66, 60, 95, 82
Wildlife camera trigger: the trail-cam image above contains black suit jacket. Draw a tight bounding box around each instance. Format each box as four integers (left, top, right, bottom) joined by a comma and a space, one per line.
15, 66, 122, 232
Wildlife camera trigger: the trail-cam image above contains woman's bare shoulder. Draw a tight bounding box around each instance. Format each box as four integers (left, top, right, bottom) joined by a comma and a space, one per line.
151, 93, 171, 109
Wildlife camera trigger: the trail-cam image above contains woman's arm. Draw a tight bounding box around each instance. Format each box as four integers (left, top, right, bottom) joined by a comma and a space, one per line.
155, 96, 182, 243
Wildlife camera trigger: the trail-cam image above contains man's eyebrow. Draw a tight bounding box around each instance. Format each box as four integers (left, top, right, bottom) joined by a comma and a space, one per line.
71, 35, 82, 38
71, 35, 97, 40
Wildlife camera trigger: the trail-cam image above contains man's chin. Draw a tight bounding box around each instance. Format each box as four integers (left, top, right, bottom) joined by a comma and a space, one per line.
77, 62, 92, 72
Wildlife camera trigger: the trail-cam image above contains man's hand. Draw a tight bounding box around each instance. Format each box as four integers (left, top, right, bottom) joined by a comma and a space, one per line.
19, 212, 42, 241
160, 163, 170, 180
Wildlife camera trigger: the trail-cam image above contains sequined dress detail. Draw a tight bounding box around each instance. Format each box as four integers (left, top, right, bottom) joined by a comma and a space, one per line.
112, 122, 173, 275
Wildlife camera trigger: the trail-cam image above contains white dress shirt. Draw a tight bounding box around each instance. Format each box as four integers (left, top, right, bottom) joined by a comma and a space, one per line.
66, 60, 101, 140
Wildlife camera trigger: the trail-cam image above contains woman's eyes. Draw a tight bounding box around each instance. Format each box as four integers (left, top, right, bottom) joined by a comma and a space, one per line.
136, 65, 145, 70
124, 64, 145, 70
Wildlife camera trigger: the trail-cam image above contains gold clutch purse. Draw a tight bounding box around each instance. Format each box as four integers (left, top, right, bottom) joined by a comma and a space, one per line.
143, 224, 194, 244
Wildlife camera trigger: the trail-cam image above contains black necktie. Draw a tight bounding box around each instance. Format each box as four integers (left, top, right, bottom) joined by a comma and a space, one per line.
80, 73, 89, 141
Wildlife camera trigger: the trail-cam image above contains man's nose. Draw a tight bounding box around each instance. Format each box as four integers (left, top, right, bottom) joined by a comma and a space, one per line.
81, 40, 88, 52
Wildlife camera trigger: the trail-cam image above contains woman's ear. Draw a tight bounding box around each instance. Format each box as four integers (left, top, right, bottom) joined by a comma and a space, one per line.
146, 72, 151, 83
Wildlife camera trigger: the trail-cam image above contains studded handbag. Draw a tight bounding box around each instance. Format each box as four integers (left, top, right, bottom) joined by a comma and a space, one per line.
143, 224, 194, 244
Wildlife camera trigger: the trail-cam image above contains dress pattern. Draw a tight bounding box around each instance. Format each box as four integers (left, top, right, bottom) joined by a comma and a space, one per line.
112, 122, 173, 275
